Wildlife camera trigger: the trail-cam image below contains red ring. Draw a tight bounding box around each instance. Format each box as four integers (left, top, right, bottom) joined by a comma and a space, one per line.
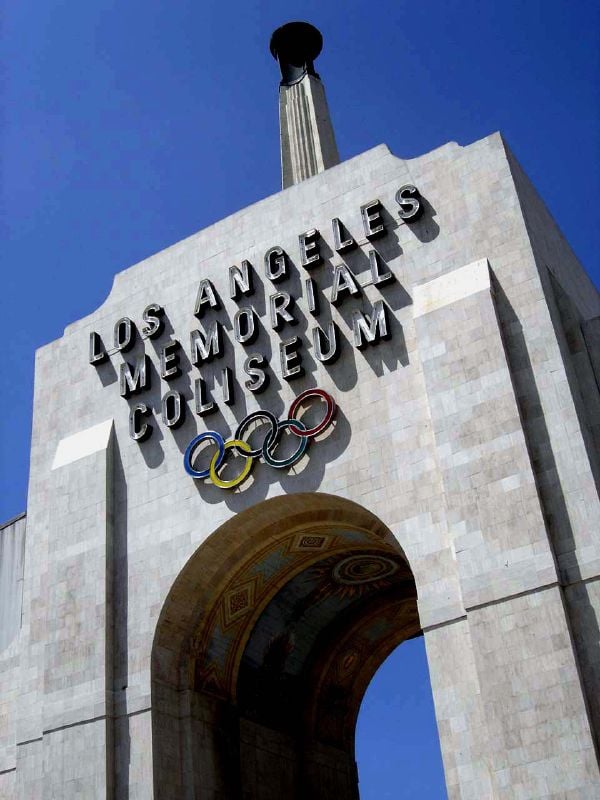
287, 388, 336, 438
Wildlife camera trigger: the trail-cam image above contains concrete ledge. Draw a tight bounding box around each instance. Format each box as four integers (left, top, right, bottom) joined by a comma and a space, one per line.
413, 258, 491, 317
51, 419, 113, 470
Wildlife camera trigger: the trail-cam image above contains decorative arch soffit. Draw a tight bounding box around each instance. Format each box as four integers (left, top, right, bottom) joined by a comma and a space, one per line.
152, 493, 420, 727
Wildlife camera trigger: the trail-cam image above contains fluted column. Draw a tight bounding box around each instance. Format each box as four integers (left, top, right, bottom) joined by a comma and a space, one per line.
271, 22, 340, 189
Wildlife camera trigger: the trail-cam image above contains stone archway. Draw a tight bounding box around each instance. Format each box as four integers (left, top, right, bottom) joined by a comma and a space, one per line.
151, 493, 422, 799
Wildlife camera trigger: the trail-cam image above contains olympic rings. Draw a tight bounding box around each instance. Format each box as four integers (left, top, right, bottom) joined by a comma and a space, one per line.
209, 439, 253, 489
183, 387, 336, 489
234, 410, 278, 458
184, 431, 225, 478
288, 388, 336, 437
262, 418, 308, 469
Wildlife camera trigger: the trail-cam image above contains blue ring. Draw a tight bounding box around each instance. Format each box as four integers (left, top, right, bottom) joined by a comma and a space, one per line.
262, 418, 309, 469
184, 431, 225, 479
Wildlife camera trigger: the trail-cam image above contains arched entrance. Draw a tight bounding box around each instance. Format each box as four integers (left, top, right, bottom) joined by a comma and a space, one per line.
151, 493, 422, 799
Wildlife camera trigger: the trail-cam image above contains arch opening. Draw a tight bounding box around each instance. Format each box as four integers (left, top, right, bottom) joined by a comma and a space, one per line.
356, 637, 448, 799
151, 494, 424, 799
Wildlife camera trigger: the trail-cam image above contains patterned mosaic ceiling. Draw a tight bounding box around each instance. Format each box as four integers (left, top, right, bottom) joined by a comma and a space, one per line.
190, 524, 419, 747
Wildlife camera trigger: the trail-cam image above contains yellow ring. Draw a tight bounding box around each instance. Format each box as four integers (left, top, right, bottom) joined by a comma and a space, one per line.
209, 439, 253, 489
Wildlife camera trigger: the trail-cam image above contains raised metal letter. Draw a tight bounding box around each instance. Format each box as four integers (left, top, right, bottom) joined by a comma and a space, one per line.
265, 246, 288, 283
194, 377, 215, 416
279, 336, 304, 380
244, 353, 269, 393
194, 279, 220, 317
352, 301, 390, 349
190, 323, 223, 365
330, 264, 361, 306
161, 390, 185, 429
160, 340, 181, 380
141, 303, 165, 339
120, 354, 150, 398
229, 260, 254, 300
129, 403, 152, 441
89, 331, 108, 365
367, 249, 394, 287
312, 322, 340, 364
299, 229, 321, 268
395, 184, 423, 222
305, 277, 319, 315
222, 367, 234, 406
234, 307, 257, 345
331, 218, 356, 253
114, 317, 135, 352
270, 292, 296, 331
360, 200, 385, 239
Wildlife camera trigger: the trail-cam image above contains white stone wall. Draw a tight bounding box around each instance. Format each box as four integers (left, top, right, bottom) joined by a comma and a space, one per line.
0, 515, 26, 654
0, 515, 26, 799
2, 133, 599, 798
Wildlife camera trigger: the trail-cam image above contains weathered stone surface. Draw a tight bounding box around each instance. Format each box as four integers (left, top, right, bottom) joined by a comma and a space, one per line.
0, 132, 599, 798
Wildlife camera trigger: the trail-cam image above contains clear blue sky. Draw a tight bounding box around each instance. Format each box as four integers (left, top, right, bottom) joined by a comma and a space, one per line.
2, 1, 598, 796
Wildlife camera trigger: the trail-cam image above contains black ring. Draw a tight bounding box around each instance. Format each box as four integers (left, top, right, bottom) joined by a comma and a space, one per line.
234, 410, 279, 458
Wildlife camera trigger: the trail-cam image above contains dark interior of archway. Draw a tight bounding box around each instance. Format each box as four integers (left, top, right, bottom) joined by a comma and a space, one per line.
237, 550, 419, 750
187, 526, 420, 799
